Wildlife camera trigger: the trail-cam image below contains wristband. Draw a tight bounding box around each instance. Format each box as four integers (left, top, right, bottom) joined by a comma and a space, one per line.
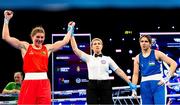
128, 82, 137, 91
161, 75, 171, 84
67, 26, 74, 36
4, 18, 9, 24
162, 72, 172, 84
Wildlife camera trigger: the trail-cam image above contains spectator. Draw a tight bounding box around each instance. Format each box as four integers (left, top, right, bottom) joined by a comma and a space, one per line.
2, 72, 23, 94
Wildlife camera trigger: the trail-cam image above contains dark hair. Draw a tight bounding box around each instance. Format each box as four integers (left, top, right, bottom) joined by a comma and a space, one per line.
139, 35, 152, 44
14, 72, 23, 78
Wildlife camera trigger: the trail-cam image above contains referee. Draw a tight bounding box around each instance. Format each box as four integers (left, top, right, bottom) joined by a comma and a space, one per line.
70, 36, 136, 104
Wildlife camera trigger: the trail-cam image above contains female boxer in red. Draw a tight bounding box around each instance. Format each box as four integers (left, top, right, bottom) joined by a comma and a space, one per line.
2, 10, 75, 104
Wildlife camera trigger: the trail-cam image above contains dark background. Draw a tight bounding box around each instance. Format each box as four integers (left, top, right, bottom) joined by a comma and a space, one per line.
0, 5, 180, 92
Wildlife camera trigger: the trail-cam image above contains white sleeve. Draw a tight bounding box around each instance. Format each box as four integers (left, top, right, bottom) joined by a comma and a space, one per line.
108, 57, 119, 71
80, 51, 90, 62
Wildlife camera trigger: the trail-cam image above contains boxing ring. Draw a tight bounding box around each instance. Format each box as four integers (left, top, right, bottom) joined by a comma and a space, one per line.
112, 85, 141, 105
0, 94, 17, 105
52, 83, 180, 105
0, 83, 180, 105
52, 86, 141, 104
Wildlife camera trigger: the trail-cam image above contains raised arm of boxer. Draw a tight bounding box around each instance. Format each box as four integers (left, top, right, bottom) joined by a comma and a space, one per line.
45, 21, 75, 55
2, 10, 29, 51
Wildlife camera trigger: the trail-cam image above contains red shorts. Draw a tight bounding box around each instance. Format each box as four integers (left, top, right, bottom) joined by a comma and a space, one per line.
18, 79, 51, 104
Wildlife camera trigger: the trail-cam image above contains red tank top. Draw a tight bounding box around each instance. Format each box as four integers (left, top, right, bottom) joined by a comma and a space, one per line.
23, 45, 48, 73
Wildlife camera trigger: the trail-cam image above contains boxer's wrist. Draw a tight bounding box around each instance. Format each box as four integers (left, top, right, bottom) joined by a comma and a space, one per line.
4, 18, 9, 24
67, 26, 74, 36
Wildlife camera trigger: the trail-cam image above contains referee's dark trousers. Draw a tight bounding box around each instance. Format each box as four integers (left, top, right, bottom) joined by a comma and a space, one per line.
87, 80, 113, 105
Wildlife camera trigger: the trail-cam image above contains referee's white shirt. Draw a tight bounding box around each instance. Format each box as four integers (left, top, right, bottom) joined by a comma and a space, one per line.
80, 52, 118, 80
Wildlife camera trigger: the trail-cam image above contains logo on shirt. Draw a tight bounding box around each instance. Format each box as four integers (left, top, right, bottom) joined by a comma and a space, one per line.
101, 60, 106, 64
41, 51, 46, 55
149, 61, 155, 66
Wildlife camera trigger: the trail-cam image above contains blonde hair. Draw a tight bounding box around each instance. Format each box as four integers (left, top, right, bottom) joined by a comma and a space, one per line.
91, 38, 103, 46
30, 26, 45, 37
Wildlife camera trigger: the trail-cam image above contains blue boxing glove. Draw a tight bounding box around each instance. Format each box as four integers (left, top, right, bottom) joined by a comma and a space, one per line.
67, 21, 75, 36
128, 82, 138, 98
128, 82, 137, 91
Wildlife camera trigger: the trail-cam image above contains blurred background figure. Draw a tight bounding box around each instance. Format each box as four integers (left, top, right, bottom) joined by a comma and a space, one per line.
2, 72, 23, 94
167, 69, 180, 105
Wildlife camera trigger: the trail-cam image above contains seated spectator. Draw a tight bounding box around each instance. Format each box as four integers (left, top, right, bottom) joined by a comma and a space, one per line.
2, 72, 23, 94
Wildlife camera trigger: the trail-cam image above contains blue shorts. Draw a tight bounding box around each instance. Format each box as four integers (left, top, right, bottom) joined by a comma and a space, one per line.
140, 80, 166, 105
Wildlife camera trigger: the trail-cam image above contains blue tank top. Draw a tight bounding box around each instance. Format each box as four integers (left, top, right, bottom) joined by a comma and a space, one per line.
139, 50, 161, 76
